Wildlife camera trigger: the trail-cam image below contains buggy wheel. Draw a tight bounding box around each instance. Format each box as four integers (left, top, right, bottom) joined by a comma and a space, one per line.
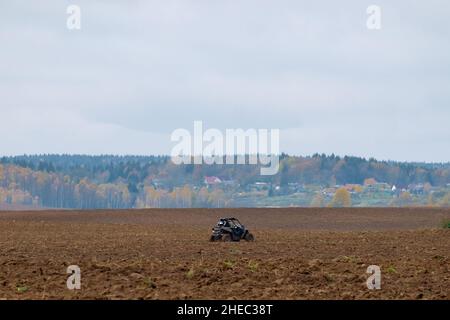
222, 234, 232, 242
210, 234, 222, 242
244, 232, 254, 241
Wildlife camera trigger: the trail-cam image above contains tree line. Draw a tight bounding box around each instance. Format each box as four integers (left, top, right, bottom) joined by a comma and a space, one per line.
0, 154, 449, 209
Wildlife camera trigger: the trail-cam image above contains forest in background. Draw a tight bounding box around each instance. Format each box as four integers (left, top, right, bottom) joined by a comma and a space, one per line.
0, 154, 449, 209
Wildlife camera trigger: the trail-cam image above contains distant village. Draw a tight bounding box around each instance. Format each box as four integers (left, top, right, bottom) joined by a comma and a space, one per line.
197, 176, 450, 208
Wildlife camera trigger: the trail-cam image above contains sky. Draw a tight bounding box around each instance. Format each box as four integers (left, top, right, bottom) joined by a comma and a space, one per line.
1, 0, 449, 162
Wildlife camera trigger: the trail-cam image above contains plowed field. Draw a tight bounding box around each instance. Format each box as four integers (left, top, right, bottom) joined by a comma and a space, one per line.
0, 208, 449, 299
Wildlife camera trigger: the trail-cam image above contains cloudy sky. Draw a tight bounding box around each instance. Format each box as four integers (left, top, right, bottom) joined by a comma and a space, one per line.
1, 1, 449, 162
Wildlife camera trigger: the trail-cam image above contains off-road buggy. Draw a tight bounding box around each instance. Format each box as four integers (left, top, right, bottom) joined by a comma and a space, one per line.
209, 217, 254, 242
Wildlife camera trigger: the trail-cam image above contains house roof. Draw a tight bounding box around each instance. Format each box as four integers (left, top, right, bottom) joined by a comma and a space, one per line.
204, 176, 222, 184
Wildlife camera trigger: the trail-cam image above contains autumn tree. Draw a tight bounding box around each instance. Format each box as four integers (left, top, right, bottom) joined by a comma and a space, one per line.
310, 193, 325, 207
427, 194, 435, 207
329, 187, 352, 207
440, 192, 450, 208
209, 189, 225, 208
391, 191, 414, 207
180, 185, 193, 208
196, 187, 210, 207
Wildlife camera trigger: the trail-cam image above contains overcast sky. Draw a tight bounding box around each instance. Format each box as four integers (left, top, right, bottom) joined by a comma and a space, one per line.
1, 1, 449, 162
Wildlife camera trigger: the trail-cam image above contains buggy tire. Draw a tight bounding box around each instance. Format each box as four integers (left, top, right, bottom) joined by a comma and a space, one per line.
244, 232, 254, 241
222, 234, 232, 242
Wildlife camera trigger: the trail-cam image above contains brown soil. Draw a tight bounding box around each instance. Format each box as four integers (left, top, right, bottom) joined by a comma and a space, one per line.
0, 208, 449, 300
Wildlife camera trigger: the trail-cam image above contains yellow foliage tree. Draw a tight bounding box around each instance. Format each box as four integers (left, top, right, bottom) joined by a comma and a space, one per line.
329, 187, 352, 207
427, 194, 435, 207
0, 165, 4, 185
391, 191, 413, 207
310, 193, 325, 207
441, 192, 450, 207
399, 191, 413, 205
180, 185, 192, 208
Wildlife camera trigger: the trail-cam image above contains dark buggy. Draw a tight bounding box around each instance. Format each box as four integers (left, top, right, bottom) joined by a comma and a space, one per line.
209, 217, 254, 242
